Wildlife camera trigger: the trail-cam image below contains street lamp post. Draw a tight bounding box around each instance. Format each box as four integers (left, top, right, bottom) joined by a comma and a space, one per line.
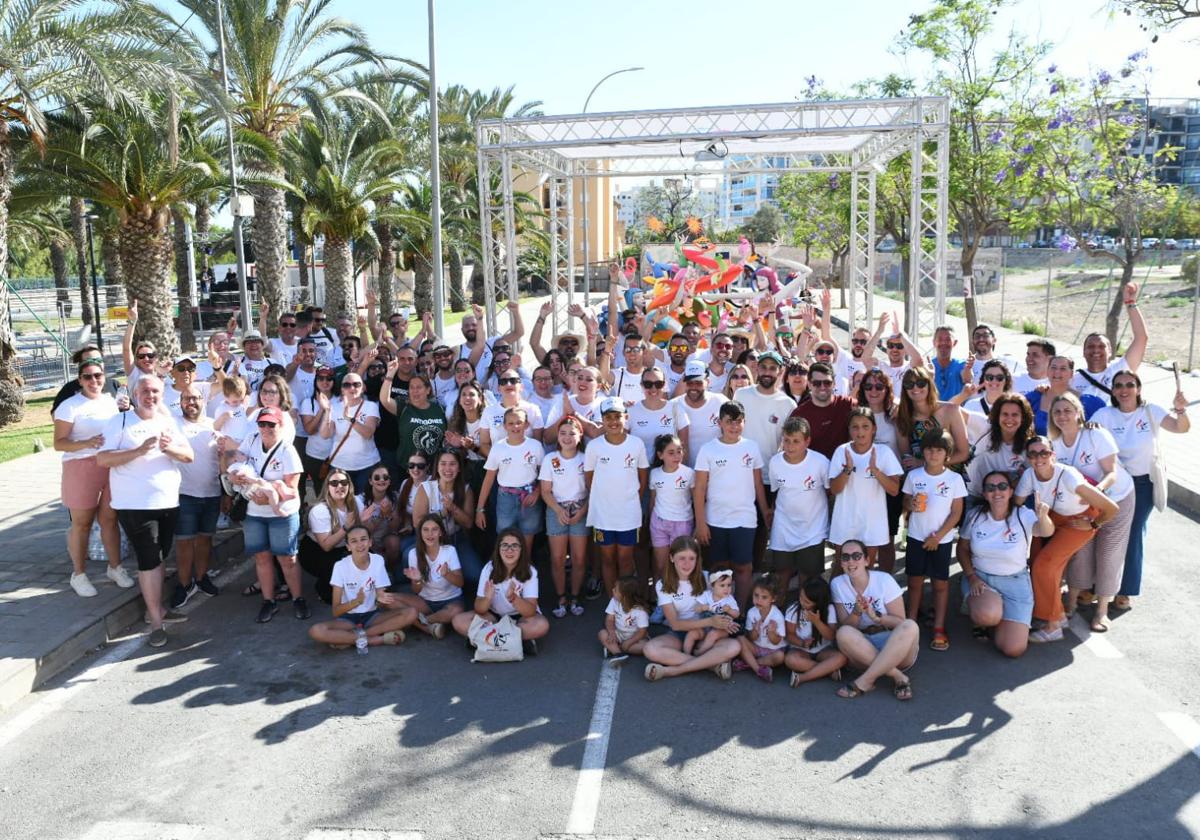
215, 0, 253, 334
85, 213, 102, 353
580, 66, 643, 306
428, 0, 445, 339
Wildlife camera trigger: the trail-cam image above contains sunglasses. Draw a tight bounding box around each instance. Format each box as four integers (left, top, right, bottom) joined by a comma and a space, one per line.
407, 462, 428, 470
851, 338, 868, 346
668, 344, 689, 352
714, 343, 733, 350
342, 381, 363, 388
389, 320, 403, 327
174, 365, 196, 372
641, 380, 665, 389
280, 322, 297, 328
1112, 381, 1137, 389
810, 379, 833, 387
256, 421, 277, 428
371, 474, 391, 481
498, 542, 522, 551
861, 382, 885, 391
840, 551, 865, 562
815, 348, 834, 355
137, 353, 156, 360
983, 481, 1010, 492
316, 375, 334, 381
80, 372, 104, 381
904, 380, 928, 390
1027, 449, 1051, 459
886, 342, 905, 350
983, 374, 1007, 383
498, 376, 520, 385
730, 373, 751, 380
326, 479, 350, 488
260, 388, 280, 395
788, 368, 808, 376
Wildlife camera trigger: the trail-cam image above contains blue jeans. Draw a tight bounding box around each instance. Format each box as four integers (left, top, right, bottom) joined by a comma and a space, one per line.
244, 513, 301, 557
1119, 474, 1154, 597
398, 530, 483, 594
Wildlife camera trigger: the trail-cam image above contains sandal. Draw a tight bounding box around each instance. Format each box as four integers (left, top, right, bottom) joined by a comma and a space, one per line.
241, 581, 262, 597
837, 680, 871, 699
1112, 596, 1133, 611
971, 625, 989, 641
1090, 615, 1111, 633
930, 629, 950, 651
644, 663, 664, 682
893, 679, 913, 701
732, 659, 752, 672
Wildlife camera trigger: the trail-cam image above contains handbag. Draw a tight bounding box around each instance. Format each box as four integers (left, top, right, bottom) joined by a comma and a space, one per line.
1147, 406, 1168, 512
467, 613, 524, 662
230, 438, 282, 522
319, 401, 363, 480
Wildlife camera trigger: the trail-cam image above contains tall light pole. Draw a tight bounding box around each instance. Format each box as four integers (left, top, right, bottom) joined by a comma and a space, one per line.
85, 212, 102, 353
428, 0, 445, 338
215, 0, 252, 334
580, 66, 643, 306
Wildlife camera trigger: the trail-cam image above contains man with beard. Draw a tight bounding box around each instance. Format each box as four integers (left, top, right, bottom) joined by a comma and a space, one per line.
658, 333, 693, 396
733, 350, 795, 488
195, 330, 238, 389
789, 361, 854, 459
600, 333, 660, 406
163, 355, 210, 418
430, 344, 459, 405
259, 301, 299, 365
236, 330, 277, 397
285, 337, 319, 404
303, 307, 342, 368
862, 312, 926, 396
817, 288, 870, 395
1071, 282, 1147, 399
968, 322, 1024, 381
671, 361, 727, 468
374, 344, 417, 479
170, 388, 223, 609
459, 301, 525, 372
700, 332, 735, 395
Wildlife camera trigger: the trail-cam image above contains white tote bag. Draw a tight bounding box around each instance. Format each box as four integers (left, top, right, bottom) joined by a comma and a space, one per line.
468, 613, 524, 663
1147, 407, 1168, 512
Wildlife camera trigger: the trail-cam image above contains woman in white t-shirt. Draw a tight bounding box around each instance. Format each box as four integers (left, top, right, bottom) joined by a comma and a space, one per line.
626, 367, 690, 461
53, 359, 129, 597
412, 449, 482, 591
964, 394, 1036, 499
959, 359, 1013, 442
298, 468, 360, 604
443, 380, 488, 491
1048, 393, 1136, 631
1014, 436, 1118, 643
642, 536, 741, 682
355, 464, 402, 568
539, 419, 590, 617
831, 540, 919, 701
320, 373, 380, 494
959, 470, 1054, 658
247, 374, 297, 445
1093, 369, 1190, 611
450, 527, 549, 654
394, 514, 465, 639
298, 366, 337, 494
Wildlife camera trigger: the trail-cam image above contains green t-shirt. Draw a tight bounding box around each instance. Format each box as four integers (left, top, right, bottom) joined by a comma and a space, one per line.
396, 401, 447, 467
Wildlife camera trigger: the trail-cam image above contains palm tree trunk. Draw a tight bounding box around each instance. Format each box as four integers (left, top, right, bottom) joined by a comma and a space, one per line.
51, 238, 72, 317
373, 200, 395, 311
172, 209, 196, 351
246, 179, 289, 330
322, 235, 355, 318
447, 245, 466, 312
120, 208, 179, 360
71, 197, 94, 326
195, 200, 210, 272
297, 242, 310, 306
0, 124, 23, 426
470, 260, 485, 306
102, 229, 126, 308
413, 253, 433, 315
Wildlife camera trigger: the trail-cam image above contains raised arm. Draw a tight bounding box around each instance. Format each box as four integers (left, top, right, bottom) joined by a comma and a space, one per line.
1122, 282, 1147, 371
121, 299, 139, 375
530, 300, 553, 362
500, 300, 525, 348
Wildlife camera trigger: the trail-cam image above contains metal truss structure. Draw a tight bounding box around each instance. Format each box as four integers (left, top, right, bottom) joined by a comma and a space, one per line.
477, 97, 950, 340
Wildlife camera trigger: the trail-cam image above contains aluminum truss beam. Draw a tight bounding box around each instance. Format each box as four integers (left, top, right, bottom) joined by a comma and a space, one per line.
848, 169, 877, 331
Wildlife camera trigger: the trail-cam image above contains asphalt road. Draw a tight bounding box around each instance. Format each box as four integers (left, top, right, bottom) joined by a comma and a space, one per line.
3, 507, 1200, 840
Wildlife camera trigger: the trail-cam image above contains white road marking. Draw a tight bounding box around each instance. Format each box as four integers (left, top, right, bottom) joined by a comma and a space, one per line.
1158, 712, 1200, 761
304, 830, 423, 840
564, 661, 622, 835
1066, 614, 1123, 658
77, 822, 209, 840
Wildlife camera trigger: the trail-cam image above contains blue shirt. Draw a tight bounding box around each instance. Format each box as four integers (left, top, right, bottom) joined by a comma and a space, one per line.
1025, 390, 1106, 436
930, 357, 967, 400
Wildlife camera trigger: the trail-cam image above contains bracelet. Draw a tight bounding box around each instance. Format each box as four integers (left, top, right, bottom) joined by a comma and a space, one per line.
1126, 302, 1137, 308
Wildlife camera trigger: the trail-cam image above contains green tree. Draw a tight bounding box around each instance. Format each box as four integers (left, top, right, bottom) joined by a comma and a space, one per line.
628, 180, 703, 243
1110, 0, 1200, 27
742, 204, 784, 245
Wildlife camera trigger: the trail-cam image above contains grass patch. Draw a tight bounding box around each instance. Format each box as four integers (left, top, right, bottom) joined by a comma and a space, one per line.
0, 423, 53, 463
1001, 317, 1018, 330
1166, 296, 1189, 309
946, 300, 966, 318
1021, 318, 1046, 336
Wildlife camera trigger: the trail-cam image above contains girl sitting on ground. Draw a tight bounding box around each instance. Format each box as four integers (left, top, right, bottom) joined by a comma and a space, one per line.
784, 576, 848, 688
599, 575, 651, 663
734, 574, 788, 682
395, 514, 465, 640
451, 526, 550, 656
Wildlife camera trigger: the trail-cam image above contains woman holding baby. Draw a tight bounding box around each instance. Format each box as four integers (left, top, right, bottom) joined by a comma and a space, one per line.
231, 405, 309, 624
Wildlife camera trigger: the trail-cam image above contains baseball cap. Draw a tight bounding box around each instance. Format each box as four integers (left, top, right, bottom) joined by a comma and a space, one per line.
683, 360, 708, 380
316, 365, 335, 376
172, 354, 195, 368
256, 407, 284, 425
242, 330, 264, 343
758, 350, 784, 366
599, 397, 626, 415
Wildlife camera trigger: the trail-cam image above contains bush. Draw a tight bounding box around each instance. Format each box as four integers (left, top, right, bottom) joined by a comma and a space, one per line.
1021, 318, 1045, 336
1001, 317, 1018, 330
946, 300, 965, 317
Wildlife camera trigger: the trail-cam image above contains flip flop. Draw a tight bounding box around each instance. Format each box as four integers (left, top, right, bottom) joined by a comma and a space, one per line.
893, 679, 913, 701
837, 680, 871, 699
241, 581, 262, 597
930, 630, 950, 651
1090, 616, 1111, 633
644, 663, 664, 682
1112, 597, 1133, 612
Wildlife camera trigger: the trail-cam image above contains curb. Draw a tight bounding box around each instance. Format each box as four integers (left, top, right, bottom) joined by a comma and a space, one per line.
0, 528, 245, 713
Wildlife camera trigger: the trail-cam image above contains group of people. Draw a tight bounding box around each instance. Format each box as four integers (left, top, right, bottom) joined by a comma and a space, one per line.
50, 270, 1188, 701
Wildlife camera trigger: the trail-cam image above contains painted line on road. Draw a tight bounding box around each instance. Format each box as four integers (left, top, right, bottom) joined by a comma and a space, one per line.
564, 660, 622, 835
0, 557, 254, 752
1066, 614, 1124, 659
1158, 712, 1200, 761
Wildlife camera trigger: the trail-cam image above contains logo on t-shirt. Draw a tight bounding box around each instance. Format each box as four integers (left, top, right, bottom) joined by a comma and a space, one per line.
741, 453, 753, 467
935, 480, 949, 497
624, 453, 637, 468
768, 414, 779, 424
803, 474, 817, 490
1135, 417, 1150, 433
674, 475, 688, 489
1078, 450, 1095, 465
660, 414, 673, 426
551, 457, 561, 469
522, 451, 536, 464
1000, 527, 1019, 544
714, 458, 728, 468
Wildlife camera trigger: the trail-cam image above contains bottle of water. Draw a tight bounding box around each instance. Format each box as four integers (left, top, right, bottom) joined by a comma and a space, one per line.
355, 627, 369, 655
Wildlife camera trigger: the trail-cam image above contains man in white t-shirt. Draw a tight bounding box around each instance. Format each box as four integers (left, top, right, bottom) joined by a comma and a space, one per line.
733, 350, 795, 486
1072, 285, 1147, 398
237, 330, 277, 395
302, 308, 342, 368
601, 333, 659, 405
968, 323, 1024, 381
97, 376, 194, 648
260, 301, 299, 365
673, 362, 726, 468
1013, 338, 1054, 393
171, 388, 223, 610
163, 355, 211, 418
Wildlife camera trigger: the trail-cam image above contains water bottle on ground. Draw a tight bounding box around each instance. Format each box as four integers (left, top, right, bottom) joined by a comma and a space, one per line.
355, 627, 369, 655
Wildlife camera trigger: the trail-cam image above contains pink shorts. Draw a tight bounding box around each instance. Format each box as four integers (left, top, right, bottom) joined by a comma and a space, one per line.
649, 512, 693, 548
61, 457, 110, 510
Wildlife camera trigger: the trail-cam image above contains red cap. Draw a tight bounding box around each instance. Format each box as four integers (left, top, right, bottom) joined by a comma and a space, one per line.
257, 407, 284, 425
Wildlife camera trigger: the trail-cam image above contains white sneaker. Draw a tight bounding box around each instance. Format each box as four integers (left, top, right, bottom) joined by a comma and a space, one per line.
70, 573, 98, 597
105, 565, 135, 589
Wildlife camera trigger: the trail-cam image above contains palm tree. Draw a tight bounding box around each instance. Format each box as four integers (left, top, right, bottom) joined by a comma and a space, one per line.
29, 103, 222, 359
180, 0, 389, 333
0, 0, 203, 417
287, 107, 411, 318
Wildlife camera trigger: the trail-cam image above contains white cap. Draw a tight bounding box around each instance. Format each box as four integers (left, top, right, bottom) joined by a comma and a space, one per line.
684, 360, 707, 379
599, 397, 626, 415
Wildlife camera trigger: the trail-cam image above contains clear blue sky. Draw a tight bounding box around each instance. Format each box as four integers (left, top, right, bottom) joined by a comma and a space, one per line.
332, 0, 1199, 111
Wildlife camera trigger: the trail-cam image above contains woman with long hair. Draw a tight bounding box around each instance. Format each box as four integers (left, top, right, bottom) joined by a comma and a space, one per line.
895, 366, 968, 472
298, 366, 337, 494
722, 364, 754, 401
321, 371, 380, 494
960, 359, 1012, 442
450, 526, 550, 655
412, 449, 483, 591
855, 369, 902, 571
355, 463, 402, 569
444, 379, 489, 490
965, 394, 1036, 500
298, 468, 361, 604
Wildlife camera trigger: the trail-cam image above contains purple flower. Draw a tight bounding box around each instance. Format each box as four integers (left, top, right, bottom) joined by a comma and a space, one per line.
1058, 108, 1075, 125
1050, 82, 1060, 95
1048, 117, 1062, 129
1127, 50, 1145, 62
1013, 162, 1027, 176
1047, 63, 1058, 74
827, 173, 840, 191
994, 168, 1008, 184
1036, 165, 1046, 179
1021, 143, 1035, 154
1056, 234, 1077, 251
1097, 70, 1112, 86
988, 128, 1005, 144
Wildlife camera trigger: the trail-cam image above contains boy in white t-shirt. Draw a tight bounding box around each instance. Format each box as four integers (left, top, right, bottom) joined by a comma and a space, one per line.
901, 429, 967, 652
477, 406, 545, 558
767, 417, 831, 587
585, 398, 649, 595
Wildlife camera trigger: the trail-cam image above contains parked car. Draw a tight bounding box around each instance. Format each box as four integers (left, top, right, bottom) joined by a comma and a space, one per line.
1163, 239, 1179, 250
1143, 237, 1160, 249
1177, 239, 1198, 250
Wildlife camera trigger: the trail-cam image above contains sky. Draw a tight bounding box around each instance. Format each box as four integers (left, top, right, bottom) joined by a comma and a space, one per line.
329, 0, 1200, 111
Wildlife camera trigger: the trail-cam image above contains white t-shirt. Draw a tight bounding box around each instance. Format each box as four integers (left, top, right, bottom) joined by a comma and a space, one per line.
53, 393, 119, 461
833, 352, 866, 392
298, 396, 332, 459
609, 366, 647, 405
238, 355, 276, 393
482, 399, 544, 441
584, 435, 648, 531
962, 395, 997, 443
873, 412, 902, 462
966, 439, 1027, 496
545, 394, 605, 430
476, 563, 539, 617
288, 367, 317, 410
178, 417, 222, 498
329, 553, 389, 614
879, 361, 911, 395
785, 602, 838, 653
1071, 357, 1128, 400
745, 604, 787, 650
1013, 373, 1048, 393
663, 364, 689, 397
655, 578, 703, 621
831, 570, 903, 630
971, 354, 1024, 381
538, 450, 587, 504
484, 436, 544, 487
902, 467, 968, 543
215, 400, 253, 445
706, 361, 731, 395
733, 386, 796, 483
407, 545, 463, 602
308, 327, 341, 368
1092, 404, 1169, 477
268, 337, 298, 366
962, 507, 1039, 576
627, 401, 689, 461
673, 393, 726, 468
1053, 427, 1133, 502
1015, 463, 1091, 516
605, 597, 650, 643
162, 381, 211, 418
236, 434, 303, 518
768, 451, 831, 551
526, 392, 558, 430
307, 502, 352, 545
101, 411, 186, 510
649, 465, 695, 522
694, 437, 763, 528
696, 590, 739, 615
827, 443, 903, 547
327, 398, 381, 471
247, 406, 296, 447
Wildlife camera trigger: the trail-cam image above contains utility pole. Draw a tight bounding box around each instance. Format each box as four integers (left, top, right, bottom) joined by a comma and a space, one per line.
215, 0, 253, 334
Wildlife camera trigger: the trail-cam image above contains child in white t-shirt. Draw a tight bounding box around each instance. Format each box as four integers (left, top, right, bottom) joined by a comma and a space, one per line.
683, 569, 740, 655
647, 433, 695, 578
599, 576, 650, 664
477, 406, 545, 557
307, 525, 417, 650
226, 461, 297, 515
734, 574, 787, 682
213, 377, 251, 443
828, 408, 903, 566
784, 577, 848, 687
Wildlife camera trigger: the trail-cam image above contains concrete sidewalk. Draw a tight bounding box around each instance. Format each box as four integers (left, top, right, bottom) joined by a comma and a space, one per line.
0, 449, 243, 711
